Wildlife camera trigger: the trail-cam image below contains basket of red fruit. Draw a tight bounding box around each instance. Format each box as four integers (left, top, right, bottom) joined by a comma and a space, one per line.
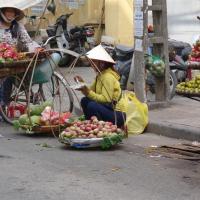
0, 43, 51, 69
0, 43, 53, 78
59, 116, 125, 149
13, 101, 72, 135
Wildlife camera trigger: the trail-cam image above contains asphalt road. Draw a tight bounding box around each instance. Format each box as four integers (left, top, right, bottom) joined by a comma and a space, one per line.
0, 122, 200, 200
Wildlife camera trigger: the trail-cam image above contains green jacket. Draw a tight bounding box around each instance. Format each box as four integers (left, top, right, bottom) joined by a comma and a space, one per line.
87, 68, 127, 113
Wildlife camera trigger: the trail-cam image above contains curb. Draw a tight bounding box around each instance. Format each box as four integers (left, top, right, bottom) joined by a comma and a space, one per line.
148, 101, 170, 110
146, 121, 200, 142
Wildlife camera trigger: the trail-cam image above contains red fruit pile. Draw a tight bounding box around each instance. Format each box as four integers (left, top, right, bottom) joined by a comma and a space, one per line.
60, 116, 123, 139
190, 40, 200, 62
0, 43, 19, 62
40, 106, 72, 126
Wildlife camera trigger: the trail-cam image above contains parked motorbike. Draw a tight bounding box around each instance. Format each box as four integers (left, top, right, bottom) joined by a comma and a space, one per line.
45, 13, 95, 66
69, 25, 95, 53
104, 41, 191, 99
46, 13, 95, 53
168, 39, 192, 82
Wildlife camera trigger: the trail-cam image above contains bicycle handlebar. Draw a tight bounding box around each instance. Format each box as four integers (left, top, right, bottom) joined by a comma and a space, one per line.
42, 35, 61, 47
66, 12, 73, 18
25, 15, 47, 20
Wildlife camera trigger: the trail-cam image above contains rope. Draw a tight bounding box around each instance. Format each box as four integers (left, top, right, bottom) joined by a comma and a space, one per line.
45, 49, 82, 111
40, 50, 81, 138
34, 0, 51, 39
27, 51, 39, 126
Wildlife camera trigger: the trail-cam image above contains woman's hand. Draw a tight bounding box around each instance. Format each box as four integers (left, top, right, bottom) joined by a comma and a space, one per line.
77, 85, 89, 96
35, 47, 45, 53
74, 76, 84, 83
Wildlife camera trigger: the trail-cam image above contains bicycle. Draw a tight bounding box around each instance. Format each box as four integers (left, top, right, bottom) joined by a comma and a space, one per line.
0, 36, 75, 124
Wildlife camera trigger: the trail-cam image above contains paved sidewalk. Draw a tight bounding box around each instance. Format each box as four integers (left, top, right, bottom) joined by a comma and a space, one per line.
147, 96, 200, 141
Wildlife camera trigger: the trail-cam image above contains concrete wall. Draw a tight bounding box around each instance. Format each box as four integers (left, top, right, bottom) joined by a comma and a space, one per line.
45, 0, 104, 26
25, 0, 134, 46
105, 0, 134, 46
25, 0, 104, 29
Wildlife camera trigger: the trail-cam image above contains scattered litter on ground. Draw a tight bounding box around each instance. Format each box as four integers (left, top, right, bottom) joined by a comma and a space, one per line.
0, 134, 4, 138
147, 143, 200, 161
35, 143, 55, 148
192, 141, 200, 146
150, 155, 162, 158
150, 145, 158, 148
111, 167, 121, 172
152, 163, 160, 166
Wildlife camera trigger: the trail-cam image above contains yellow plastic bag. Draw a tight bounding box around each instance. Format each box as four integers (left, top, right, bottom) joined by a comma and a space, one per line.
124, 91, 148, 135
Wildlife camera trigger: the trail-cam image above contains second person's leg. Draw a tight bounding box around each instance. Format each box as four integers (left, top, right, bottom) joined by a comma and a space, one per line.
86, 101, 126, 127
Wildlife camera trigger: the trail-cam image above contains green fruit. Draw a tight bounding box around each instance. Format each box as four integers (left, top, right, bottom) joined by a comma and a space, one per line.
180, 82, 186, 87
25, 118, 31, 125
42, 101, 53, 109
195, 88, 199, 93
29, 105, 44, 116
0, 58, 5, 63
19, 114, 28, 125
30, 115, 41, 125
13, 120, 21, 130
6, 58, 13, 63
145, 55, 153, 69
25, 115, 41, 126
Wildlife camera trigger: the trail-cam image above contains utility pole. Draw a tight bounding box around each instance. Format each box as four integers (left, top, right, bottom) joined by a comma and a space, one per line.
151, 0, 170, 101
127, 0, 169, 102
127, 0, 148, 103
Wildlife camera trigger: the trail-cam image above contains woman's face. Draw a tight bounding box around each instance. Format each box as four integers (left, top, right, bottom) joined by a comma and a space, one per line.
3, 8, 16, 21
92, 60, 105, 72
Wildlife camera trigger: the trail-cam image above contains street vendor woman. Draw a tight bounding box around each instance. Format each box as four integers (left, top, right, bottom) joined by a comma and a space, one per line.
0, 6, 40, 52
0, 6, 60, 108
74, 45, 127, 128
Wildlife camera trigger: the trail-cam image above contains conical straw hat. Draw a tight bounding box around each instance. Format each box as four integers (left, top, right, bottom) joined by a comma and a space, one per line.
86, 44, 115, 64
0, 6, 24, 21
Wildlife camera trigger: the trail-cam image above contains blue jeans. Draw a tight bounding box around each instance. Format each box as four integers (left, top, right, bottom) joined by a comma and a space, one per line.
81, 97, 126, 127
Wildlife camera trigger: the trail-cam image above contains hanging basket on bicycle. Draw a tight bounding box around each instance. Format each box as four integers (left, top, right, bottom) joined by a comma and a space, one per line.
0, 60, 43, 77
3, 51, 75, 135
0, 53, 45, 79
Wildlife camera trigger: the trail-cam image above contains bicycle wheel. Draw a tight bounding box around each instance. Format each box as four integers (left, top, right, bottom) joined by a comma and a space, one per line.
169, 70, 178, 99
38, 71, 74, 113
0, 76, 28, 124
0, 72, 74, 124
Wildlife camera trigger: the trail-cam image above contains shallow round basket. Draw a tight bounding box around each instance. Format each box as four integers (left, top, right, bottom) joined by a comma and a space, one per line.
59, 137, 104, 148
32, 125, 63, 134
176, 91, 200, 97
20, 124, 69, 135
0, 58, 43, 68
